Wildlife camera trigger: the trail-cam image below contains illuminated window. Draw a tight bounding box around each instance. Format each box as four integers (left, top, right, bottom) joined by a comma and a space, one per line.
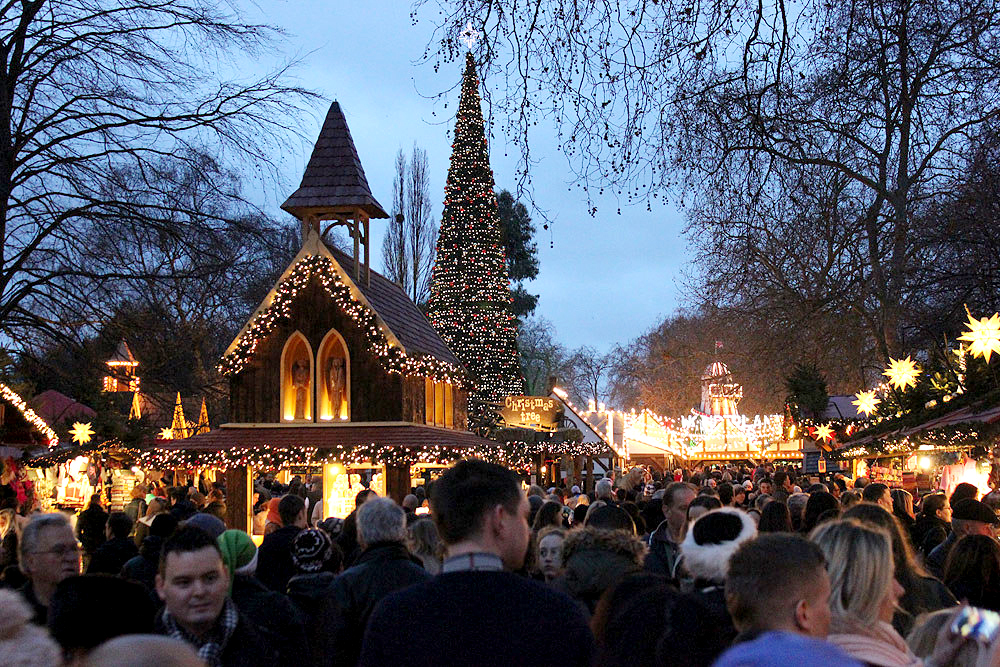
317, 329, 350, 421
425, 380, 454, 428
281, 332, 313, 422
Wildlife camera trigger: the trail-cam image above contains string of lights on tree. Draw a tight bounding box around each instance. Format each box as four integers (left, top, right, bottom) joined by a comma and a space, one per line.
218, 255, 467, 385
0, 382, 58, 448
426, 52, 524, 424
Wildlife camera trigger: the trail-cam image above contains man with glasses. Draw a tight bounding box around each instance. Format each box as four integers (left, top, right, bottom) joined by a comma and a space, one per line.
17, 513, 81, 624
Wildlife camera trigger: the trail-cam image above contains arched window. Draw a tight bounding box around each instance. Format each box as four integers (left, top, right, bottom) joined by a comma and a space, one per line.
281, 331, 314, 422
317, 329, 350, 421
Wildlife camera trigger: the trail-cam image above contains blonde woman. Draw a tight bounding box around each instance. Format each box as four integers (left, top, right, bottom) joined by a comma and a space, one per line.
810, 520, 995, 666
810, 519, 916, 665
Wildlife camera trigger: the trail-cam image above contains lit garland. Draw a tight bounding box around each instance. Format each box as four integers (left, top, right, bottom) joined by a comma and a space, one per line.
425, 52, 524, 417
30, 439, 143, 467
219, 255, 467, 385
830, 422, 1000, 460
0, 382, 58, 448
138, 442, 533, 472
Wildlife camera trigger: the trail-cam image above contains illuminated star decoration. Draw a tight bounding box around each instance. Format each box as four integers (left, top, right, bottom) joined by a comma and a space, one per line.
813, 423, 835, 443
884, 356, 921, 391
70, 422, 94, 445
958, 311, 1000, 363
852, 390, 881, 417
460, 20, 480, 49
158, 427, 174, 440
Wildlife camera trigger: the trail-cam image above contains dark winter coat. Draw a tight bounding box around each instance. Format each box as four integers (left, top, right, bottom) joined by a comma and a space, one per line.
76, 505, 108, 554
926, 532, 957, 580
911, 514, 950, 557
314, 541, 430, 666
894, 575, 957, 636
557, 526, 647, 614
168, 499, 197, 522
17, 580, 47, 625
121, 535, 163, 592
358, 569, 594, 667
644, 519, 683, 582
255, 525, 302, 592
154, 605, 279, 667
286, 571, 336, 625
87, 536, 138, 575
230, 574, 309, 664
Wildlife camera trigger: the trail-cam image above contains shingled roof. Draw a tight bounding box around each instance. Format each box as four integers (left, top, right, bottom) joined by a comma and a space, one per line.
281, 101, 388, 220
326, 245, 461, 366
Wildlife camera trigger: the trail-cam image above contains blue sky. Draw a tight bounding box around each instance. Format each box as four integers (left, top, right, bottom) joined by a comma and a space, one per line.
240, 0, 689, 351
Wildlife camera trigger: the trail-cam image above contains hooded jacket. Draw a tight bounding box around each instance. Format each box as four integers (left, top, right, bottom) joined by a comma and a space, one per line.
558, 526, 647, 614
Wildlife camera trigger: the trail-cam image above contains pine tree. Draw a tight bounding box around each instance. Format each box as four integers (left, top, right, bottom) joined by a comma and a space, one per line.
428, 53, 525, 423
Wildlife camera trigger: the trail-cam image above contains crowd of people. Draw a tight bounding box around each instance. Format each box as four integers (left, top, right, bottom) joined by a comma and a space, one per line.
1, 459, 1000, 665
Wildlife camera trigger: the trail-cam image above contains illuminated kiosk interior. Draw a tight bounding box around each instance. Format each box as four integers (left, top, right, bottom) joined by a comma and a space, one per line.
152, 100, 498, 532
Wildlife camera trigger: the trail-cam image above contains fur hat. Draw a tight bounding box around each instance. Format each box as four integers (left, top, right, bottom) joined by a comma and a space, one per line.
0, 589, 62, 666
681, 507, 757, 583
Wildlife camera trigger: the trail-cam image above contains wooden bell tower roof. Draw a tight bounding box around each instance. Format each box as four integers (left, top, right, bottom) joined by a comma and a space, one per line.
281, 101, 388, 221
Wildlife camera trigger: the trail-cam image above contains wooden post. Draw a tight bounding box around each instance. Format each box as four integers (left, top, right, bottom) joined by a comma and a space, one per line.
363, 215, 370, 286
385, 464, 409, 505
225, 466, 251, 532
585, 456, 594, 493
352, 219, 360, 281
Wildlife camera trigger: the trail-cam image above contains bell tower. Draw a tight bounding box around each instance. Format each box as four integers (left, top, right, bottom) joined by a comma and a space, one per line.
281, 101, 388, 285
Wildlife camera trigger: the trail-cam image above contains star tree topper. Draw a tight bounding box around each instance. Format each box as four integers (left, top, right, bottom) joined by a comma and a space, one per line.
958, 311, 1000, 363
884, 356, 921, 391
460, 21, 480, 49
70, 422, 94, 445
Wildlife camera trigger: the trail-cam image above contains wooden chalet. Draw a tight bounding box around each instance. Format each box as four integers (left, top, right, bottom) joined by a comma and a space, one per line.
155, 101, 498, 531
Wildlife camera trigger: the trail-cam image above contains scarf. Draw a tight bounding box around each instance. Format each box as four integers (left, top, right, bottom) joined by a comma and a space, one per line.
161, 598, 239, 667
827, 616, 922, 667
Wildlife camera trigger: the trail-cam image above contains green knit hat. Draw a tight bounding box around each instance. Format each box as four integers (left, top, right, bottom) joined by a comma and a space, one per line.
217, 529, 256, 591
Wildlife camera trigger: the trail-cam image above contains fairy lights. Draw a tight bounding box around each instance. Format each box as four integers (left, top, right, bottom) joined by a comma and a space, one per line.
139, 441, 532, 472
219, 254, 467, 386
426, 52, 524, 419
0, 382, 58, 448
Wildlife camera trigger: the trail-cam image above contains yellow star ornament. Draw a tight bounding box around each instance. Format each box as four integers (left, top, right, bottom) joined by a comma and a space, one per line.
813, 423, 835, 443
70, 422, 94, 445
158, 427, 174, 440
852, 390, 881, 417
884, 356, 921, 391
959, 312, 1000, 363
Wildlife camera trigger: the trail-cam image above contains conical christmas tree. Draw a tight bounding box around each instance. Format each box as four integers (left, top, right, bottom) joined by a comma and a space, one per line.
428, 53, 524, 422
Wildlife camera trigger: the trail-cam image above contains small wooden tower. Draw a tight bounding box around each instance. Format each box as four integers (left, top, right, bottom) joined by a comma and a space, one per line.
281, 101, 389, 286
103, 340, 140, 393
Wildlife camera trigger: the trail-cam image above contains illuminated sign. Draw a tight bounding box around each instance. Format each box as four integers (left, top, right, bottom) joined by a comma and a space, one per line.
501, 396, 562, 431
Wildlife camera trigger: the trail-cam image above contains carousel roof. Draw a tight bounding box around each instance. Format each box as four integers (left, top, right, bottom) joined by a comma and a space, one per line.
702, 361, 732, 380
